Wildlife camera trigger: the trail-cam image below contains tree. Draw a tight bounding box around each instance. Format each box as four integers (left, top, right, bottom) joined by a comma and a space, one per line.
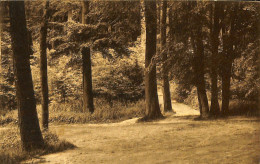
167, 1, 210, 118
82, 1, 94, 113
0, 2, 3, 84
220, 4, 236, 115
9, 1, 44, 151
220, 2, 259, 115
40, 0, 50, 129
143, 0, 163, 120
191, 28, 210, 118
46, 1, 141, 108
160, 1, 173, 113
209, 2, 222, 116
192, 2, 210, 118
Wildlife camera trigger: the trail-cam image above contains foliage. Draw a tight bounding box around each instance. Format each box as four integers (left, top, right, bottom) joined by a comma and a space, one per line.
232, 47, 259, 101
0, 129, 74, 164
0, 28, 16, 110
93, 53, 144, 103
166, 1, 259, 106
0, 99, 145, 125
171, 83, 192, 103
48, 0, 140, 60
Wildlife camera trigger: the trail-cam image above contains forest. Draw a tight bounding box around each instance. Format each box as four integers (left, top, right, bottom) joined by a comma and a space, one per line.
0, 0, 259, 163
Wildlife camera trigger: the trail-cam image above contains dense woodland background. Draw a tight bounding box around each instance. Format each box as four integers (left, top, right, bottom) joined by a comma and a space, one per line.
0, 0, 259, 157
1, 1, 259, 115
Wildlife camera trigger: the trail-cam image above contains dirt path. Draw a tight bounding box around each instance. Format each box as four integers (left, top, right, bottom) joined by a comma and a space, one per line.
21, 93, 259, 164
22, 116, 259, 164
157, 89, 200, 116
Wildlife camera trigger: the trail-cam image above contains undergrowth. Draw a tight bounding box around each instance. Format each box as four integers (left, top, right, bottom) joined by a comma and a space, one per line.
0, 99, 146, 125
0, 129, 75, 164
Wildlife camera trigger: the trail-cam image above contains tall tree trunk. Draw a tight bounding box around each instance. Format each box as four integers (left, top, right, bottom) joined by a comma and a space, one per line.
192, 30, 210, 118
209, 2, 221, 116
9, 1, 44, 151
82, 47, 94, 113
0, 2, 2, 82
195, 38, 210, 118
82, 1, 94, 113
40, 0, 50, 129
144, 0, 162, 120
221, 59, 232, 115
197, 91, 202, 114
221, 4, 237, 115
160, 1, 173, 113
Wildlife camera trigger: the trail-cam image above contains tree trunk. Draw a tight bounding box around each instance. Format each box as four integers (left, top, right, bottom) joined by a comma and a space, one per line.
144, 0, 162, 120
191, 29, 209, 118
195, 42, 210, 118
0, 2, 2, 82
82, 47, 94, 113
160, 1, 173, 113
9, 1, 44, 151
82, 1, 94, 113
197, 91, 202, 114
40, 0, 49, 129
221, 59, 232, 115
221, 4, 237, 115
209, 2, 221, 116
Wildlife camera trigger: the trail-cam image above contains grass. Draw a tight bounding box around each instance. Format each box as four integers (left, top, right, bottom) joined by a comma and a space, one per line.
0, 128, 75, 164
22, 116, 259, 164
182, 94, 259, 117
0, 99, 146, 126
47, 99, 145, 124
228, 100, 259, 116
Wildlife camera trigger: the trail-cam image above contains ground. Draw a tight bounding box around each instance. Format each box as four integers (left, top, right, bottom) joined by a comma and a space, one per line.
2, 90, 260, 164
21, 115, 259, 164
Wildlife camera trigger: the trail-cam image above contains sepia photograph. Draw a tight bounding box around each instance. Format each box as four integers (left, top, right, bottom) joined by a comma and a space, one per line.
0, 0, 259, 163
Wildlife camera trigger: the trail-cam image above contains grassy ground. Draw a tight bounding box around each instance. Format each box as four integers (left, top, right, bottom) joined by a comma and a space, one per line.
21, 115, 260, 164
0, 99, 145, 126
1, 98, 259, 163
0, 128, 75, 164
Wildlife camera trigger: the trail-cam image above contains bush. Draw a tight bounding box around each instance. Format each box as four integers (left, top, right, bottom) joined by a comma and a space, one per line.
0, 129, 74, 164
228, 100, 259, 116
171, 83, 192, 103
47, 98, 145, 124
93, 56, 145, 103
0, 98, 145, 126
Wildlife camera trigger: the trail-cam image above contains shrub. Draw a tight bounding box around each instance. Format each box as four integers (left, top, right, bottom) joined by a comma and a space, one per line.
171, 83, 192, 103
93, 56, 145, 104
0, 129, 75, 164
47, 98, 145, 124
228, 100, 259, 116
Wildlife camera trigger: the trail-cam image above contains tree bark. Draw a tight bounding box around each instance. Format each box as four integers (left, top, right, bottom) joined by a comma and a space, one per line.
9, 1, 44, 151
82, 1, 94, 113
221, 59, 232, 115
143, 0, 162, 120
160, 1, 173, 113
221, 4, 237, 115
82, 47, 94, 113
197, 90, 202, 114
40, 0, 50, 129
0, 2, 2, 81
192, 29, 210, 118
195, 40, 210, 118
209, 2, 221, 116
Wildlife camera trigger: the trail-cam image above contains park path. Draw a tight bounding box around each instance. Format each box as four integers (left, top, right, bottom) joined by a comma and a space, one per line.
21, 90, 204, 164
157, 88, 200, 116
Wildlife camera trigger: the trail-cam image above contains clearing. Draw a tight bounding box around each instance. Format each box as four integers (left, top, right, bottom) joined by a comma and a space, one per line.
21, 96, 259, 164
1, 91, 259, 163
21, 114, 259, 164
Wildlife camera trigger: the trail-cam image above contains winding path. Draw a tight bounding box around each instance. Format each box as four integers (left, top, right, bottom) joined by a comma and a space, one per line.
21, 91, 205, 163
157, 88, 200, 116
19, 88, 259, 163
